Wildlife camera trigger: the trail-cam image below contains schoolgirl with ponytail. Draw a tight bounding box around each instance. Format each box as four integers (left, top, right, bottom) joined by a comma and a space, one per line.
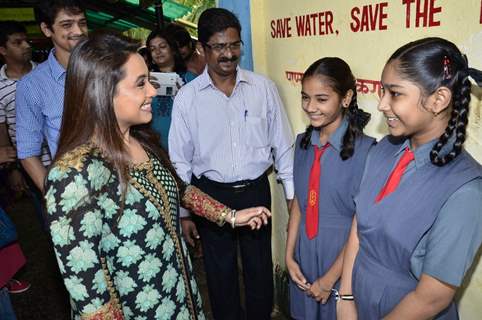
286, 57, 375, 319
338, 37, 482, 320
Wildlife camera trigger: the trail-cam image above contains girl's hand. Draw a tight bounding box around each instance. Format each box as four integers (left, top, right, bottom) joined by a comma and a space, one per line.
286, 257, 311, 291
233, 206, 271, 229
307, 275, 334, 304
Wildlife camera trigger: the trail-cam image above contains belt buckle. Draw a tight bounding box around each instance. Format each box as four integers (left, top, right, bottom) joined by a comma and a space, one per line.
232, 182, 248, 192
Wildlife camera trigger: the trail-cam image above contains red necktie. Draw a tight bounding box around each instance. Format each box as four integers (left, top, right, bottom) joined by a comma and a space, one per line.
306, 143, 329, 239
375, 147, 414, 203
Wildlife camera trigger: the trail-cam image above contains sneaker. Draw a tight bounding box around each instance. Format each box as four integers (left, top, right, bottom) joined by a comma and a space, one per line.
6, 279, 31, 294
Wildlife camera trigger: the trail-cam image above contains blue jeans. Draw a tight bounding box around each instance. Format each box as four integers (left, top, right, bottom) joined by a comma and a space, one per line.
0, 287, 16, 320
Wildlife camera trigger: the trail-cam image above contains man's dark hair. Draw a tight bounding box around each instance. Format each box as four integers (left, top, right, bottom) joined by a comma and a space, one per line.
34, 0, 85, 29
197, 8, 241, 44
0, 21, 27, 48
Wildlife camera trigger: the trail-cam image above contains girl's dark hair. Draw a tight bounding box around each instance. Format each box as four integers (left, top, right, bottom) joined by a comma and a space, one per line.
146, 26, 187, 73
55, 31, 185, 206
388, 37, 482, 166
198, 8, 241, 44
300, 57, 371, 160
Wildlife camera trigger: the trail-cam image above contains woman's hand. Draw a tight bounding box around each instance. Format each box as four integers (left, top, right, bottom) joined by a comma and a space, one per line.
286, 257, 311, 291
337, 299, 357, 320
307, 275, 334, 304
232, 206, 271, 230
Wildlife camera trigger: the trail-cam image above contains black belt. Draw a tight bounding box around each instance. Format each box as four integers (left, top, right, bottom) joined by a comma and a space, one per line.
195, 173, 267, 192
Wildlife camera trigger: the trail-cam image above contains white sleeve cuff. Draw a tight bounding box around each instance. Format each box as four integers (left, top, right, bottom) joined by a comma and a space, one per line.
283, 179, 294, 200
179, 207, 191, 218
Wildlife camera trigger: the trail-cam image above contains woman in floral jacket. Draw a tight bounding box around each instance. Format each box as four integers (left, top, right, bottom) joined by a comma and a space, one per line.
44, 32, 270, 320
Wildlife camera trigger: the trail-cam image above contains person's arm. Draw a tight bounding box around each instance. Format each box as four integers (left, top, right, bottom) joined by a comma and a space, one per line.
285, 197, 310, 291
181, 185, 271, 230
20, 157, 46, 192
266, 80, 295, 201
0, 122, 28, 191
384, 179, 482, 319
44, 164, 124, 320
308, 247, 345, 304
337, 217, 359, 320
0, 122, 9, 146
16, 78, 47, 191
0, 118, 16, 164
383, 275, 455, 320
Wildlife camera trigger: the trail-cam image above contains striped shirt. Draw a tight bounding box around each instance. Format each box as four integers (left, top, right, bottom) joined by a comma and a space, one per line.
0, 62, 51, 166
16, 49, 65, 159
169, 67, 294, 216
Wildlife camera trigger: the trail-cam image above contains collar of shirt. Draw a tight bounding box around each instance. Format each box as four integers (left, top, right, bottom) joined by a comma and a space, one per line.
198, 65, 250, 91
310, 117, 349, 152
394, 135, 457, 169
0, 61, 37, 82
47, 48, 66, 83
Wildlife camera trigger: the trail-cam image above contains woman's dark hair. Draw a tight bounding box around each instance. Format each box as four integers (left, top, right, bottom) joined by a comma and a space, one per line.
146, 26, 186, 73
55, 31, 185, 204
34, 0, 84, 29
198, 8, 241, 44
300, 57, 371, 160
388, 37, 482, 166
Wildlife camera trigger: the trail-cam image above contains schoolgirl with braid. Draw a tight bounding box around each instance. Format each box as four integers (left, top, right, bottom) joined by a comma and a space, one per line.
338, 37, 482, 320
285, 57, 375, 320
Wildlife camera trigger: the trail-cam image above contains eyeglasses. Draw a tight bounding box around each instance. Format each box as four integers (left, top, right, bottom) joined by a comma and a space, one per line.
204, 40, 243, 53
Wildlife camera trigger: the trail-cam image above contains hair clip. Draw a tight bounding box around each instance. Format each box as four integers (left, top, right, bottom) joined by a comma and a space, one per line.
443, 56, 452, 80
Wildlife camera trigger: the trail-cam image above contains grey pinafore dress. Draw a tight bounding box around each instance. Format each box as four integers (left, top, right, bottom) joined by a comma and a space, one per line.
353, 137, 482, 319
290, 125, 374, 320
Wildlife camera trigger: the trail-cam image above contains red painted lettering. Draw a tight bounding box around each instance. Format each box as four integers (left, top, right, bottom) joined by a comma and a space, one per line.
404, 0, 441, 28
403, 0, 416, 28
350, 2, 389, 32
296, 15, 307, 36
428, 0, 441, 26
270, 18, 292, 38
350, 7, 361, 32
295, 11, 334, 37
324, 11, 334, 34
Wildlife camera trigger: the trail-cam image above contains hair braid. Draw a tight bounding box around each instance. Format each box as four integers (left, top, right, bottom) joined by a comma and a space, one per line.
430, 68, 471, 166
340, 89, 371, 160
300, 125, 315, 149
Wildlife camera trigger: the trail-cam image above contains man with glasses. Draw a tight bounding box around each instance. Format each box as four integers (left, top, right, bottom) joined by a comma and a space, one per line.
169, 7, 294, 320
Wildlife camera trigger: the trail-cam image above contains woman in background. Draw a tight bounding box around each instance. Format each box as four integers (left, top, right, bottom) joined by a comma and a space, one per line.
146, 27, 196, 150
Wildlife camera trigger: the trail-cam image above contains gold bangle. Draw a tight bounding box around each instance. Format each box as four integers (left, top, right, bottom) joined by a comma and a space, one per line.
217, 209, 230, 226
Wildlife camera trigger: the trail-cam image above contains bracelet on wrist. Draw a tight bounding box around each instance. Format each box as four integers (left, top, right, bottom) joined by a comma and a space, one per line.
217, 209, 230, 226
331, 288, 354, 301
230, 209, 237, 228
